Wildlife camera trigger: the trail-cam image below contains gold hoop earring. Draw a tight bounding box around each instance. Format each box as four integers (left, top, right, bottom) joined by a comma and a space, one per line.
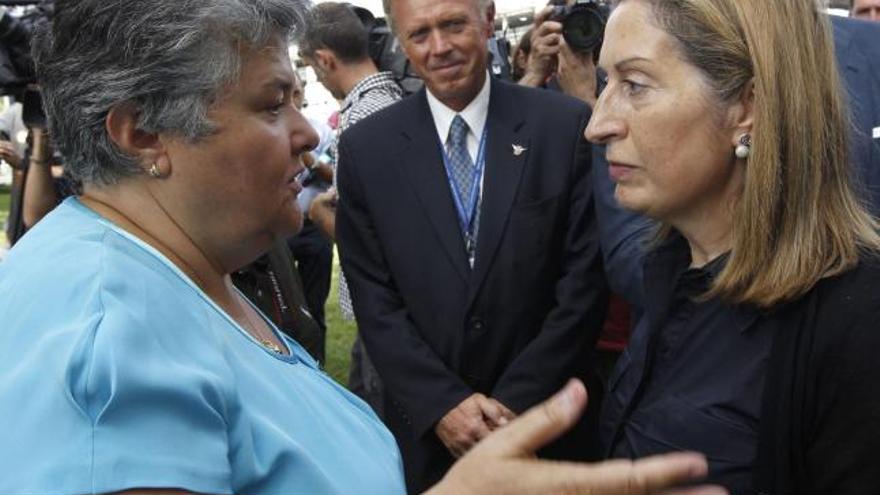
148, 163, 161, 178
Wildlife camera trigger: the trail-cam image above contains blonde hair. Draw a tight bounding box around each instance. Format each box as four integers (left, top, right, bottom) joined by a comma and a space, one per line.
634, 0, 880, 307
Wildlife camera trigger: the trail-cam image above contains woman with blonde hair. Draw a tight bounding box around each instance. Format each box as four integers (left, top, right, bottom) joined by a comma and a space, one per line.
0, 0, 726, 494
587, 0, 880, 493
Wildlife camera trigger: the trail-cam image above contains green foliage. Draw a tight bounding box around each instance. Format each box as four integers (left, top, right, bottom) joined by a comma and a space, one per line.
324, 250, 356, 386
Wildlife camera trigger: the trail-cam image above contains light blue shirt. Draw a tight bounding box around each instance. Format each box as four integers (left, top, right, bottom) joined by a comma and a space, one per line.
0, 198, 405, 495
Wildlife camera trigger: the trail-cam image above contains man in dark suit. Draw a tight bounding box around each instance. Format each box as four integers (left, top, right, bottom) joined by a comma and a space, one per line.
831, 15, 880, 212
335, 0, 608, 491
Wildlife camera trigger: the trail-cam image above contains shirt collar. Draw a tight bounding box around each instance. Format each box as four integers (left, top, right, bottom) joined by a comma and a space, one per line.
426, 71, 491, 144
340, 71, 397, 113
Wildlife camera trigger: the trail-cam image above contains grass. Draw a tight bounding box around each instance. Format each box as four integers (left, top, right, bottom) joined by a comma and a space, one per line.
324, 251, 357, 385
0, 185, 356, 385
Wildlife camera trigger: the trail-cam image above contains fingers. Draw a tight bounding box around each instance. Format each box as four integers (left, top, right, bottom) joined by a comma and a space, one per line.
658, 486, 729, 495
476, 396, 508, 428
301, 151, 316, 167
557, 37, 575, 64
533, 6, 554, 26
576, 453, 714, 495
495, 454, 723, 495
437, 395, 496, 457
492, 399, 516, 425
558, 38, 594, 68
477, 379, 587, 458
534, 19, 563, 39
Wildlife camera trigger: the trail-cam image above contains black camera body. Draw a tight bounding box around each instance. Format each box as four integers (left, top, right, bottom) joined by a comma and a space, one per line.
0, 1, 53, 126
549, 0, 609, 56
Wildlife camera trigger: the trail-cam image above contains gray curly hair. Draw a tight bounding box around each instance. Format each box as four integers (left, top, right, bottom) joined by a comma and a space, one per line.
32, 0, 306, 186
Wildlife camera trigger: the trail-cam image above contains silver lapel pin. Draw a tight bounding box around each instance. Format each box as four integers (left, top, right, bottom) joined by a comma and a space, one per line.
512, 144, 527, 156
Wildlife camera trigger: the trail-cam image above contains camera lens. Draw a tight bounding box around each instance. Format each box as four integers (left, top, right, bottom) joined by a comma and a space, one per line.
562, 6, 606, 52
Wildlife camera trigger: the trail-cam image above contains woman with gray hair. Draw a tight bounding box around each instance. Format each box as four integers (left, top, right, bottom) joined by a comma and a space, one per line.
0, 1, 723, 494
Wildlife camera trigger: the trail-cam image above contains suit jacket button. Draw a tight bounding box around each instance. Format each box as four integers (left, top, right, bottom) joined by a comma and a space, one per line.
469, 318, 485, 332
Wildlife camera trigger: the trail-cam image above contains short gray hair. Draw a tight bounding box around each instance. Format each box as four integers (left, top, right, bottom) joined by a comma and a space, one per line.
382, 0, 493, 33
33, 0, 305, 186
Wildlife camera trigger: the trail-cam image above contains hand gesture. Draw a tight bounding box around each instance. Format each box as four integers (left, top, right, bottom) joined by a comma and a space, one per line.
428, 380, 727, 495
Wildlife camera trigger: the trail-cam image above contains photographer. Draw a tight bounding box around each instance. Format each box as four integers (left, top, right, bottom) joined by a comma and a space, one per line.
518, 1, 601, 108
0, 102, 24, 169
1, 102, 73, 241
20, 125, 70, 228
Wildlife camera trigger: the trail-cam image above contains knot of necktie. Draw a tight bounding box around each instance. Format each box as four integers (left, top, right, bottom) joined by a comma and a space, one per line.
448, 114, 469, 148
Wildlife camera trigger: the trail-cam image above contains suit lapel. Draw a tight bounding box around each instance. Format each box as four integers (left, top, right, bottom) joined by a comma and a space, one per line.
468, 80, 528, 302
397, 91, 471, 282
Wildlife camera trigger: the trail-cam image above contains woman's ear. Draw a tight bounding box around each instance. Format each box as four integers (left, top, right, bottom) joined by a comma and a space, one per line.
105, 102, 166, 175
729, 79, 755, 148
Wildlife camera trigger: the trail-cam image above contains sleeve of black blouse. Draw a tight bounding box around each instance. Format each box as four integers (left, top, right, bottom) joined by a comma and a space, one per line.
805, 302, 880, 494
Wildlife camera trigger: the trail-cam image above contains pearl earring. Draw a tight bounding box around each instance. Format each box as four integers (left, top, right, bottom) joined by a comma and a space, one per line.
735, 134, 751, 160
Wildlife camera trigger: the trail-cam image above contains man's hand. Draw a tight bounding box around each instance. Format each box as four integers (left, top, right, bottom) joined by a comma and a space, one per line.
557, 38, 599, 109
309, 189, 338, 240
482, 397, 516, 429
0, 139, 22, 170
519, 7, 562, 87
426, 380, 727, 495
436, 393, 514, 458
301, 151, 316, 170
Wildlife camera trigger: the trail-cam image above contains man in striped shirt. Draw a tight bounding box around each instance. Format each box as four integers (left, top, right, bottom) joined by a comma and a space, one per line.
298, 2, 404, 417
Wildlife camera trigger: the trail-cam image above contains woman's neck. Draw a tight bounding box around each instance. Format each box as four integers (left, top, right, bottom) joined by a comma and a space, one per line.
79, 184, 229, 298
671, 206, 734, 268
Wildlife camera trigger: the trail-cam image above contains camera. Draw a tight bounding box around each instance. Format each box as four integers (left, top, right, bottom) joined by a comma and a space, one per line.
350, 6, 424, 95
549, 0, 609, 56
0, 1, 53, 126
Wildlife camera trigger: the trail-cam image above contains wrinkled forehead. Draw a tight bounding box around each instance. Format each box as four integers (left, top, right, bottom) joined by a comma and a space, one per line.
391, 0, 485, 29
599, 0, 681, 71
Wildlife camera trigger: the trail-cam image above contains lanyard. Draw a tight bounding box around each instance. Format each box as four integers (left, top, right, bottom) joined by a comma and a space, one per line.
439, 125, 489, 252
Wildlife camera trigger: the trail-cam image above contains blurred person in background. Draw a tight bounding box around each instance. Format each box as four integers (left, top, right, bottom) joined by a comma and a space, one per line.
1, 101, 27, 243
509, 27, 533, 82
0, 100, 75, 241
852, 0, 880, 20
829, 14, 880, 210
586, 0, 880, 493
283, 70, 334, 362
297, 1, 404, 417
0, 101, 25, 171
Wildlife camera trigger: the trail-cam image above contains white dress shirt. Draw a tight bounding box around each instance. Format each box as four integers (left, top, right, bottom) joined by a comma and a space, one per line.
425, 72, 491, 163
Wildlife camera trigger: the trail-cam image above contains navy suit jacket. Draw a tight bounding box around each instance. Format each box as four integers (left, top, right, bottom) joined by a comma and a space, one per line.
832, 16, 880, 212
337, 78, 608, 492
